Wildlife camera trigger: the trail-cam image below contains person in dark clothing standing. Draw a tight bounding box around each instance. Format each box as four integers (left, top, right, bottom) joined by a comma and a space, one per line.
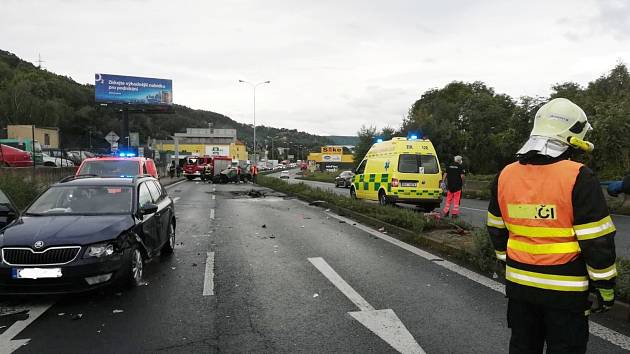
442, 155, 465, 218
487, 98, 616, 354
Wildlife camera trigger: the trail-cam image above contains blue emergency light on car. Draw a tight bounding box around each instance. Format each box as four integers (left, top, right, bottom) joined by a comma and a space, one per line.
118, 152, 136, 157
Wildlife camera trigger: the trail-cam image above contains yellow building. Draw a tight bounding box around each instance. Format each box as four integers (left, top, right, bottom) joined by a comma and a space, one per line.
8, 125, 60, 149
229, 141, 248, 160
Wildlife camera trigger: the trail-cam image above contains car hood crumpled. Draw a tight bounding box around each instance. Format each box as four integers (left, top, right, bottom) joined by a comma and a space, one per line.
0, 215, 135, 247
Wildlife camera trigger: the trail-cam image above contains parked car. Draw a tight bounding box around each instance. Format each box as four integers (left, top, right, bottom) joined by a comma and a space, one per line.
0, 176, 175, 294
76, 157, 158, 178
0, 189, 18, 229
0, 144, 33, 167
42, 153, 75, 167
68, 150, 95, 164
280, 170, 290, 179
335, 171, 355, 188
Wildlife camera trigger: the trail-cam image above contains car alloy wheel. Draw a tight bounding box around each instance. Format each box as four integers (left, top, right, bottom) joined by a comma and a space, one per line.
131, 248, 143, 285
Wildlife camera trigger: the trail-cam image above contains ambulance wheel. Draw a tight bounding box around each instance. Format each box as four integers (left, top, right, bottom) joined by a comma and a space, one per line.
378, 190, 389, 206
350, 187, 357, 199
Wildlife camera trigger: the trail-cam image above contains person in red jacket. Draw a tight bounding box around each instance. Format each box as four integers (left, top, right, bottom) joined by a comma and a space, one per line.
487, 98, 616, 354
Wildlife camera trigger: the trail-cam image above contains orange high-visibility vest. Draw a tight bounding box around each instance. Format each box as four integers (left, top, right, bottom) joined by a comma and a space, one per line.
498, 160, 582, 266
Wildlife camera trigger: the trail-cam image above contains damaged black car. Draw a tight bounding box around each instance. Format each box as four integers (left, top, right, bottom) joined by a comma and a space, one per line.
0, 176, 176, 295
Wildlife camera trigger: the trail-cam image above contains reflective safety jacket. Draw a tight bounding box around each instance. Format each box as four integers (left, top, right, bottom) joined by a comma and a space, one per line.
487, 156, 617, 310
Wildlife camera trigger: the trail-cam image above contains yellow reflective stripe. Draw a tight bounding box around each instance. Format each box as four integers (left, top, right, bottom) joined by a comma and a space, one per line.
507, 239, 580, 255
587, 264, 618, 280
505, 223, 575, 238
487, 212, 506, 228
506, 266, 589, 292
574, 216, 616, 241
495, 250, 506, 261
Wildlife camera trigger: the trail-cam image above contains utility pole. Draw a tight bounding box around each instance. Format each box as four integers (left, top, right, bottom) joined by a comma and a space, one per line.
238, 80, 270, 164
35, 53, 45, 69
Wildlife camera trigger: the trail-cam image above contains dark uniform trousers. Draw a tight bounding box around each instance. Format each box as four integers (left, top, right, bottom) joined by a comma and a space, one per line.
508, 298, 588, 354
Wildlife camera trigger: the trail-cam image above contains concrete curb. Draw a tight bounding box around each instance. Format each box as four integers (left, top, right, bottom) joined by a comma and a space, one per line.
160, 177, 186, 186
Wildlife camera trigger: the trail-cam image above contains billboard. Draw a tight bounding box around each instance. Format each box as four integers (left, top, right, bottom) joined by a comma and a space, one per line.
205, 145, 229, 156
322, 154, 342, 162
95, 73, 172, 105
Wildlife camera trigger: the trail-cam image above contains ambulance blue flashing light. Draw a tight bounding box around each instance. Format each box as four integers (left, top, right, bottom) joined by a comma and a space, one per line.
118, 152, 136, 157
409, 135, 418, 140
376, 138, 384, 143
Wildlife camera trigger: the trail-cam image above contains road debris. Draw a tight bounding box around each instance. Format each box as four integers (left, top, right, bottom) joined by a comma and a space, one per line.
192, 263, 198, 267
339, 220, 346, 224
262, 224, 267, 228
269, 235, 276, 239
313, 293, 319, 298
72, 313, 83, 320
113, 309, 124, 314
57, 313, 65, 316
300, 225, 305, 228
247, 189, 266, 198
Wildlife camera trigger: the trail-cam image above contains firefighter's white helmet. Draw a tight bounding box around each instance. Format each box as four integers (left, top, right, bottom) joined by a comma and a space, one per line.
517, 98, 593, 157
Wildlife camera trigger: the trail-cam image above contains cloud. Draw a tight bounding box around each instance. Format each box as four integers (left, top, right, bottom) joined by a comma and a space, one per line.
1, 0, 630, 136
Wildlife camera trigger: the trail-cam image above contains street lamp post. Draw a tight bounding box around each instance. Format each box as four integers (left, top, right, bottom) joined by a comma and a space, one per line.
239, 80, 270, 164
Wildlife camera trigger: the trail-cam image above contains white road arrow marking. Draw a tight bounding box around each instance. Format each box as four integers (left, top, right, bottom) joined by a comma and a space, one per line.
308, 257, 425, 354
203, 252, 215, 296
0, 303, 53, 353
325, 212, 630, 352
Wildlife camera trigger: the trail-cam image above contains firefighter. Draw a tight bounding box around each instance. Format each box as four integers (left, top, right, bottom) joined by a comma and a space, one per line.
486, 98, 616, 354
442, 155, 465, 218
251, 164, 258, 184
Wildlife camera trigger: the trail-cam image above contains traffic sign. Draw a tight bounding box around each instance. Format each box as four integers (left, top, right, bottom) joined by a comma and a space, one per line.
105, 131, 119, 144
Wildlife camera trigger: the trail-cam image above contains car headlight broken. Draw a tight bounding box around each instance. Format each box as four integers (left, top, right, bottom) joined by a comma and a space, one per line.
85, 243, 115, 258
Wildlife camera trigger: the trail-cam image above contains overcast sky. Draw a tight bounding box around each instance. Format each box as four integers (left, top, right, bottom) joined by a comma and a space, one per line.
2, 0, 630, 136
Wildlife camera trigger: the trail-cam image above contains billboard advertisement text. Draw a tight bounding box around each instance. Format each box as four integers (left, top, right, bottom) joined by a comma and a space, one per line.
95, 73, 173, 105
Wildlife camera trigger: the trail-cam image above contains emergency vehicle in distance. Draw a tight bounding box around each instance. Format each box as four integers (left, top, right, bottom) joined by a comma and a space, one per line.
351, 136, 442, 212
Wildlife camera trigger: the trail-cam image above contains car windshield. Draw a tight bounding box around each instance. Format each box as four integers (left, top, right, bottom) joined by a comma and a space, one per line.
79, 160, 139, 177
26, 186, 133, 215
398, 154, 439, 174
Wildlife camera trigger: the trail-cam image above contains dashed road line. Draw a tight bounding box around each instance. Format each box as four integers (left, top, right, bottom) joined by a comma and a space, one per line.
203, 252, 215, 296
210, 209, 215, 220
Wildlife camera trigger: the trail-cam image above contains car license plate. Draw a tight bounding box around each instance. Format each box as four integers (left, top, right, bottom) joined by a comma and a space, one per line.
11, 268, 62, 279
401, 182, 417, 187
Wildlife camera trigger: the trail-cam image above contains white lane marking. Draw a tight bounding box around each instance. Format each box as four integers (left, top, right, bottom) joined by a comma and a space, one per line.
210, 209, 215, 220
308, 257, 425, 354
212, 187, 216, 192
203, 252, 215, 296
460, 206, 487, 212
172, 197, 180, 203
164, 180, 186, 189
212, 194, 216, 200
325, 212, 630, 351
0, 303, 53, 353
308, 257, 374, 311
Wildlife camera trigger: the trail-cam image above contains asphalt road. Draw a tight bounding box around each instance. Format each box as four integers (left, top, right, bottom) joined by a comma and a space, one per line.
278, 170, 630, 259
1, 179, 629, 353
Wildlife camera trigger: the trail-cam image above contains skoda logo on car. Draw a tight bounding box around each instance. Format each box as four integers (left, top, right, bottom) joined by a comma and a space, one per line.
33, 240, 45, 249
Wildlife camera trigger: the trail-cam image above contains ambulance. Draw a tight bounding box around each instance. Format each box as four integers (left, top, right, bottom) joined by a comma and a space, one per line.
351, 137, 442, 211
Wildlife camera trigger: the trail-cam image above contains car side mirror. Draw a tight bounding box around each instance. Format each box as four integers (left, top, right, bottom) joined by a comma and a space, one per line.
139, 203, 158, 215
